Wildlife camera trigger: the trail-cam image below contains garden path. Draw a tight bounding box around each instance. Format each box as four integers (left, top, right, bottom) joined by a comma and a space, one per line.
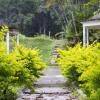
17, 41, 78, 100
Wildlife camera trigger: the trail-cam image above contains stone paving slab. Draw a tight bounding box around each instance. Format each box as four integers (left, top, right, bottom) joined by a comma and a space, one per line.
17, 93, 78, 100
42, 66, 61, 76
35, 87, 70, 94
34, 65, 68, 89
35, 75, 66, 87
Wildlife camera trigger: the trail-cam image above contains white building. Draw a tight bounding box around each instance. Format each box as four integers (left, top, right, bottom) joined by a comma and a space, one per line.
81, 14, 100, 47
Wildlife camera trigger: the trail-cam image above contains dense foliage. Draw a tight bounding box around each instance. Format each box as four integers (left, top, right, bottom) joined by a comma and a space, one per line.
0, 27, 46, 100
0, 0, 62, 36
57, 43, 100, 99
0, 0, 99, 40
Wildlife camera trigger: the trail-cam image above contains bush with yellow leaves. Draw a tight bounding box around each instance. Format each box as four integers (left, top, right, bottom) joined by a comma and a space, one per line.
0, 26, 46, 100
57, 43, 100, 100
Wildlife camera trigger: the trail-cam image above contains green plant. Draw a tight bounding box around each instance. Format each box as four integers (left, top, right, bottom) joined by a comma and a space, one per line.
57, 43, 100, 99
79, 43, 100, 99
57, 44, 83, 84
0, 26, 46, 100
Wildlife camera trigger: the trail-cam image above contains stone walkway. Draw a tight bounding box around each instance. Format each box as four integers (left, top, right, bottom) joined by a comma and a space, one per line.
17, 46, 78, 100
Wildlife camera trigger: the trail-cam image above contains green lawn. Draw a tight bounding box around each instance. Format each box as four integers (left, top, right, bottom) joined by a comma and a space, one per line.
19, 34, 55, 64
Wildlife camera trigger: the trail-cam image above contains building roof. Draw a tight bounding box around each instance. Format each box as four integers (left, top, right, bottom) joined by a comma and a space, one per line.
0, 19, 18, 29
10, 29, 19, 35
81, 13, 100, 23
89, 13, 100, 21
0, 19, 19, 35
81, 14, 100, 29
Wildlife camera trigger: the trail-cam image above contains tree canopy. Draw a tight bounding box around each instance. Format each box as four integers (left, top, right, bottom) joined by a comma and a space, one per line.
0, 0, 99, 39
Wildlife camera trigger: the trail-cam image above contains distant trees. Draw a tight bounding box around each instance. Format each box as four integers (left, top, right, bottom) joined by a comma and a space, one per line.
0, 0, 62, 37
45, 0, 100, 45
0, 0, 99, 39
0, 0, 39, 36
0, 26, 46, 100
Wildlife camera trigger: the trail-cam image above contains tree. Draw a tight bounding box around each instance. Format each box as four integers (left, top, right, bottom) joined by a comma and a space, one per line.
0, 0, 99, 39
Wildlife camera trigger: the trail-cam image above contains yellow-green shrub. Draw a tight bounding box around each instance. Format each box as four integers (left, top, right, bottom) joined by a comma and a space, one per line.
57, 44, 85, 84
57, 43, 100, 99
13, 45, 46, 78
0, 26, 8, 54
0, 26, 46, 100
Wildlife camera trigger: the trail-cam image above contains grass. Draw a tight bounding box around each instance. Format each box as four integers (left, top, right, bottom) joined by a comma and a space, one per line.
19, 34, 55, 64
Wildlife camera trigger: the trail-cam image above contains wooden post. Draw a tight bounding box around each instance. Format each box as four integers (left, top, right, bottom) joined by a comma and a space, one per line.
83, 25, 86, 47
16, 34, 19, 45
6, 31, 10, 54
